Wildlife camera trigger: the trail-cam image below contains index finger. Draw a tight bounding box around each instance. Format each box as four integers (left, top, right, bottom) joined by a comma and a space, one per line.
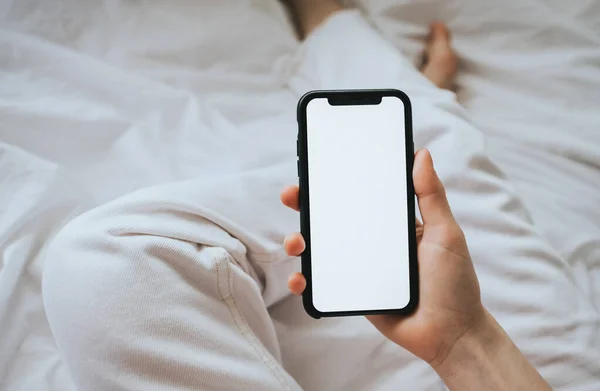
280, 185, 300, 211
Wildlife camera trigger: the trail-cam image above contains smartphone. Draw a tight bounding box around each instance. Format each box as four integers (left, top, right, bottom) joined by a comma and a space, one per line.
296, 89, 418, 318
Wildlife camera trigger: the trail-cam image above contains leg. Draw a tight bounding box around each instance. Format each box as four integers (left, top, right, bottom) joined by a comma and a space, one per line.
284, 0, 458, 90
284, 0, 344, 39
43, 184, 302, 391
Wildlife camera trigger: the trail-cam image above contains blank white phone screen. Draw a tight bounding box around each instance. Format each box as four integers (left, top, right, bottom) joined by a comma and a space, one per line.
306, 96, 410, 313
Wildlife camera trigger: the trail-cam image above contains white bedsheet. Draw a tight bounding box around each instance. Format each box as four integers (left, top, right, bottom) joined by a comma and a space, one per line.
0, 1, 599, 390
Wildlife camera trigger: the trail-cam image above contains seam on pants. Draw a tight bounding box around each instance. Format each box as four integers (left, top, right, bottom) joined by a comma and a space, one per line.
216, 252, 295, 391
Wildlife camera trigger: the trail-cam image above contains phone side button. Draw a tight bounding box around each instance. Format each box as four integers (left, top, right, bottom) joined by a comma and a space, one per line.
297, 159, 300, 177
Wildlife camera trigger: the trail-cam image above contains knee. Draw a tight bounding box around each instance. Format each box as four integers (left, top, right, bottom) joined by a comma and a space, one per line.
42, 216, 125, 349
41, 207, 237, 343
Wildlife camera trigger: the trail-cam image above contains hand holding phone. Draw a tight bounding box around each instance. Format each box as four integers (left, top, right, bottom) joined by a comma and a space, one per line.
281, 149, 553, 391
282, 148, 484, 368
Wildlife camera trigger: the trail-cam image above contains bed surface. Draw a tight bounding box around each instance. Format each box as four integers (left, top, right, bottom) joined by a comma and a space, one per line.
1, 1, 599, 390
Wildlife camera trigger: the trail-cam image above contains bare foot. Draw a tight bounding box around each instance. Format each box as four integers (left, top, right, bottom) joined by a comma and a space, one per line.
421, 22, 458, 90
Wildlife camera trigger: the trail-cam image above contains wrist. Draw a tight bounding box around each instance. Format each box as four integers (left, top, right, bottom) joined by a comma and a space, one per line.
432, 310, 552, 391
433, 310, 507, 381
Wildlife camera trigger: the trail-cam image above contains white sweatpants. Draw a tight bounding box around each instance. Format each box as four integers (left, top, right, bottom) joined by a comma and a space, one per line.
43, 11, 600, 391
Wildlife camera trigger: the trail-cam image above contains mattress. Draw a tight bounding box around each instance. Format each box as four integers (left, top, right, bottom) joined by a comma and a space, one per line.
1, 0, 599, 390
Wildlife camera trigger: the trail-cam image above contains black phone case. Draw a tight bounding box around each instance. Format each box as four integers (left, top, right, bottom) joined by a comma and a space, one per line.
296, 89, 419, 319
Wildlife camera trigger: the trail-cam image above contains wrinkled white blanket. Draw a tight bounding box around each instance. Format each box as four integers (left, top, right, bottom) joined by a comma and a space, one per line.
1, 1, 599, 390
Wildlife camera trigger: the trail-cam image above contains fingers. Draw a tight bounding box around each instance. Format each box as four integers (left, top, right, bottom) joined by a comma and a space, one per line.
284, 232, 305, 256
281, 185, 300, 211
281, 187, 306, 295
281, 186, 305, 254
415, 217, 424, 240
288, 272, 307, 295
413, 149, 456, 227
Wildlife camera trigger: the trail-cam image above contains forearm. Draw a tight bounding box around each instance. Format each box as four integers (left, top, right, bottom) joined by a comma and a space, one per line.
435, 311, 552, 391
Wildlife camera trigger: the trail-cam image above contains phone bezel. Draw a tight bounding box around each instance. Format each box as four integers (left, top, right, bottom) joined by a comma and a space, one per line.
296, 89, 419, 319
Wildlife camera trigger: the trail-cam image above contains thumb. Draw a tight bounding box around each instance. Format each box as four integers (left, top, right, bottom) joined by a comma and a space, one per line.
413, 149, 455, 227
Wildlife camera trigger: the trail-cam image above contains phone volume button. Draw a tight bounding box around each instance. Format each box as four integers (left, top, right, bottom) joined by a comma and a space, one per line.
297, 159, 300, 177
